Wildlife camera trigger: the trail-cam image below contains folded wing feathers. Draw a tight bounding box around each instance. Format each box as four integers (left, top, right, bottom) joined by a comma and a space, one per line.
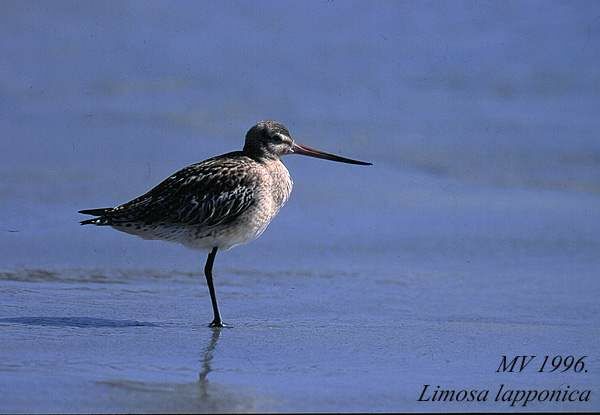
79, 157, 258, 228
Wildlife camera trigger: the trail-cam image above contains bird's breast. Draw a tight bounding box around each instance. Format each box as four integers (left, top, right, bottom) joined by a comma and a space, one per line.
265, 159, 293, 211
202, 161, 291, 251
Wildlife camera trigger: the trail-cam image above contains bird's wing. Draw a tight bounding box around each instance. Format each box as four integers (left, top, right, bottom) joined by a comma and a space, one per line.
105, 154, 259, 228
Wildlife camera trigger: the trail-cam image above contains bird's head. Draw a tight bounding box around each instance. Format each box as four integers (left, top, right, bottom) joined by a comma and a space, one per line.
244, 120, 294, 158
243, 120, 372, 166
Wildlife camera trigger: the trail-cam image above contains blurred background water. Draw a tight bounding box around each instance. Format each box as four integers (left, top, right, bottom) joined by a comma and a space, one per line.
1, 0, 599, 412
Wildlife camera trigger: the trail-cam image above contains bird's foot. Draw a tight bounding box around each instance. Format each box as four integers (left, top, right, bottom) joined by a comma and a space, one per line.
208, 319, 230, 329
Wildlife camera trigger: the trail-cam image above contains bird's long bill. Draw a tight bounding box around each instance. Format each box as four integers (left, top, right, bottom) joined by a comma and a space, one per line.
291, 143, 372, 166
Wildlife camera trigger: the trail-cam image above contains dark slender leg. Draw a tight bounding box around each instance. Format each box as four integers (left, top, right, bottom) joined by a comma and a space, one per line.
204, 247, 224, 327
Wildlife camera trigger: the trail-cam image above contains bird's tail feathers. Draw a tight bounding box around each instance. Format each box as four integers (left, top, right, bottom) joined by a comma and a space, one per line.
79, 208, 113, 226
79, 208, 112, 216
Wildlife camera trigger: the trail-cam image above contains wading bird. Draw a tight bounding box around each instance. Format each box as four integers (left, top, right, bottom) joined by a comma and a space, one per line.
80, 120, 371, 327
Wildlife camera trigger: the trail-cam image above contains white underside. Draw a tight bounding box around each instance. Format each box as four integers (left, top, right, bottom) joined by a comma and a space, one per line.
112, 218, 271, 251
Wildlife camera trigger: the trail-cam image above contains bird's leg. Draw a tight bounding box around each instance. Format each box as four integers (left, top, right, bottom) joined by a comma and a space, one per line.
204, 247, 225, 328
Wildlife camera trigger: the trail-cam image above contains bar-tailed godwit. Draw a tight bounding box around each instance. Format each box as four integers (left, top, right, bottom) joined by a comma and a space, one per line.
80, 120, 371, 327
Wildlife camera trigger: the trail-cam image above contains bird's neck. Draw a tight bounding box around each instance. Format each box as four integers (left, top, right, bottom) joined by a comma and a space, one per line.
242, 145, 280, 163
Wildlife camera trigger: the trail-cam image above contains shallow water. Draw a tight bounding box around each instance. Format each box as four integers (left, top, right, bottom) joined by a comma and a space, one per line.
1, 1, 600, 412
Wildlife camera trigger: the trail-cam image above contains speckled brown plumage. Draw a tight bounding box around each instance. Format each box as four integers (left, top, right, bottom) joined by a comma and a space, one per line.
80, 150, 292, 251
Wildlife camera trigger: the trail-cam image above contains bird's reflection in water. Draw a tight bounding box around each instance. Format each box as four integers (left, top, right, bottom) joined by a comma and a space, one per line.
95, 327, 257, 412
197, 328, 221, 398
193, 328, 260, 411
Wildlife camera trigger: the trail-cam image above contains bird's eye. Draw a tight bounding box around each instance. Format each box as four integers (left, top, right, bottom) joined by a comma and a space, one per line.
272, 134, 284, 142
